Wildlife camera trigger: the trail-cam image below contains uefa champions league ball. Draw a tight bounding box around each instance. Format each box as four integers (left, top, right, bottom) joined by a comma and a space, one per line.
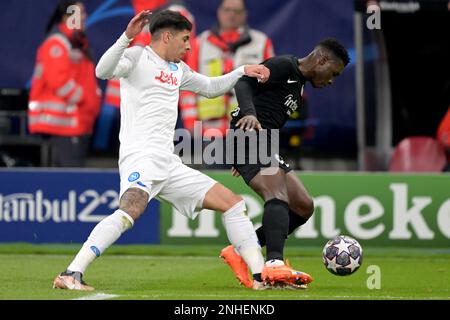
322, 235, 363, 276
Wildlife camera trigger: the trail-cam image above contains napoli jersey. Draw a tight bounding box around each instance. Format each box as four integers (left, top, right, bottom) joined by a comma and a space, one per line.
119, 47, 183, 165
96, 33, 245, 180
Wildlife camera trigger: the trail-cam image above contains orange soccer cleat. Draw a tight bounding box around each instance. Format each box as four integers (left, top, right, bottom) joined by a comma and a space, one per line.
220, 245, 253, 288
53, 270, 95, 291
262, 260, 313, 286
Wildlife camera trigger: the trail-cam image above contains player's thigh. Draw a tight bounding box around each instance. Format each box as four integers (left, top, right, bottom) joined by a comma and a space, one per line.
158, 163, 219, 219
119, 164, 165, 220
285, 171, 314, 218
249, 167, 288, 202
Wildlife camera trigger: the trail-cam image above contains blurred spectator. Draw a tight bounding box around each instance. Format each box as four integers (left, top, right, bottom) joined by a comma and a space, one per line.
180, 0, 274, 139
437, 106, 450, 171
28, 0, 101, 167
94, 0, 196, 152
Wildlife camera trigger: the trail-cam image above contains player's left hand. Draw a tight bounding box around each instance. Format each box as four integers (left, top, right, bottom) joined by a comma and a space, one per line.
236, 115, 262, 132
231, 167, 240, 177
244, 65, 270, 83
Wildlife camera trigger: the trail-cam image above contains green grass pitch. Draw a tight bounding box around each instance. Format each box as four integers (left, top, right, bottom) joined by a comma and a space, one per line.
0, 244, 449, 300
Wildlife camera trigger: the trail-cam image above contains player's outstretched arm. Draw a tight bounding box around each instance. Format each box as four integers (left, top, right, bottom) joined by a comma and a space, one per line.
96, 10, 151, 80
180, 63, 270, 99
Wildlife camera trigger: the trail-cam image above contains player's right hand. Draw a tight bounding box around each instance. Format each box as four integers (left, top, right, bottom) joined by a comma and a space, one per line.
236, 115, 262, 132
244, 65, 270, 83
125, 10, 152, 39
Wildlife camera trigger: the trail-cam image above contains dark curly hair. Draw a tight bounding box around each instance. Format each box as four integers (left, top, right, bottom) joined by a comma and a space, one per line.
317, 38, 350, 66
149, 10, 192, 35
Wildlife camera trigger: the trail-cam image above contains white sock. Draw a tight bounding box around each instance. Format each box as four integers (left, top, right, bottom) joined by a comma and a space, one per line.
67, 209, 134, 274
265, 259, 285, 267
221, 200, 265, 275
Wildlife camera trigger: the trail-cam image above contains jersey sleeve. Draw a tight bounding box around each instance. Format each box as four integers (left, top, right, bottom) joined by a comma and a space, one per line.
95, 33, 143, 80
179, 61, 245, 98
234, 77, 258, 117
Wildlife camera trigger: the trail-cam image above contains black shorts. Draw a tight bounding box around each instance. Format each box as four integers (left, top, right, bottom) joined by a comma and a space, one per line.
225, 127, 293, 185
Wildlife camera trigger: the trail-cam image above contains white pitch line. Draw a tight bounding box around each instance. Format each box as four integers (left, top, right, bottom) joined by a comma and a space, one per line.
73, 293, 120, 300
130, 293, 450, 300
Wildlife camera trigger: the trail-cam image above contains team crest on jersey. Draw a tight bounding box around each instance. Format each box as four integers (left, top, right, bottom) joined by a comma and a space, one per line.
155, 70, 178, 86
169, 63, 178, 71
128, 172, 140, 182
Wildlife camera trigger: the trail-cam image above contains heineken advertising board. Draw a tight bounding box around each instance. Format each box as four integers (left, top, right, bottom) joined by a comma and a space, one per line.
161, 172, 450, 248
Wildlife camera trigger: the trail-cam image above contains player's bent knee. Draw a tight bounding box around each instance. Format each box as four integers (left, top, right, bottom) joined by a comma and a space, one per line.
265, 192, 289, 203
223, 191, 243, 210
119, 188, 149, 221
291, 195, 314, 219
299, 197, 315, 219
304, 196, 315, 217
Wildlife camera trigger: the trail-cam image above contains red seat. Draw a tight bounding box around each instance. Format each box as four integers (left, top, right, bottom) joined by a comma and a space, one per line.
389, 136, 447, 172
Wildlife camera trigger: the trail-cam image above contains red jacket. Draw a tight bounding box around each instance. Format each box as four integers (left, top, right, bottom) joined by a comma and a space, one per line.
28, 23, 101, 136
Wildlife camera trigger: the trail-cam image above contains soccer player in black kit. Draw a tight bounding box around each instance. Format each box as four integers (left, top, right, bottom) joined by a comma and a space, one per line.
220, 38, 350, 289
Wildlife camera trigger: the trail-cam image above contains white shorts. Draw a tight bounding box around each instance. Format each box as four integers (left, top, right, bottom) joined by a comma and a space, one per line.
119, 156, 217, 219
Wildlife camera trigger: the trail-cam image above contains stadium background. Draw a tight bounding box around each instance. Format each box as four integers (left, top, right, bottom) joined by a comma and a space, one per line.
0, 0, 449, 302
1, 0, 357, 155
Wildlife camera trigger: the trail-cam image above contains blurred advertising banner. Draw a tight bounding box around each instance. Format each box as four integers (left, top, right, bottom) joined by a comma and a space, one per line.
161, 172, 450, 248
0, 169, 159, 244
1, 169, 448, 247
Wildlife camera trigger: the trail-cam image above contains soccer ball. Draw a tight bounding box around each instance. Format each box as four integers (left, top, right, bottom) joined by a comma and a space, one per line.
322, 235, 363, 276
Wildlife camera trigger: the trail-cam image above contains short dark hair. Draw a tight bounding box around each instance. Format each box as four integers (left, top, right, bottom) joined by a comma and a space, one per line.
149, 10, 192, 35
317, 38, 350, 66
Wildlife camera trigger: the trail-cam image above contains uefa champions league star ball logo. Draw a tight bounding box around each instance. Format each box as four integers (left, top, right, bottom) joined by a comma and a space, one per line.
322, 235, 363, 276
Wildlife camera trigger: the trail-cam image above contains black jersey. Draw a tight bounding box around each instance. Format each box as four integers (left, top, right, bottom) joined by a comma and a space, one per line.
231, 55, 306, 129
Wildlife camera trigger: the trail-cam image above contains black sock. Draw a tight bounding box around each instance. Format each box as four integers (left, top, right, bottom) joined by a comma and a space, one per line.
263, 198, 289, 261
253, 273, 262, 282
256, 209, 309, 247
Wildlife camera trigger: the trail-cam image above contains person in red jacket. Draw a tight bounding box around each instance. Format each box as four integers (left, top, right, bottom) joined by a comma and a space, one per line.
28, 0, 101, 167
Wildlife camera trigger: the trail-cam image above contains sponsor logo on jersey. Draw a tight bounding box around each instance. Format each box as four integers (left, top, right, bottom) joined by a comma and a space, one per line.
128, 172, 140, 182
284, 94, 299, 115
231, 107, 240, 117
287, 79, 297, 84
155, 70, 178, 86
